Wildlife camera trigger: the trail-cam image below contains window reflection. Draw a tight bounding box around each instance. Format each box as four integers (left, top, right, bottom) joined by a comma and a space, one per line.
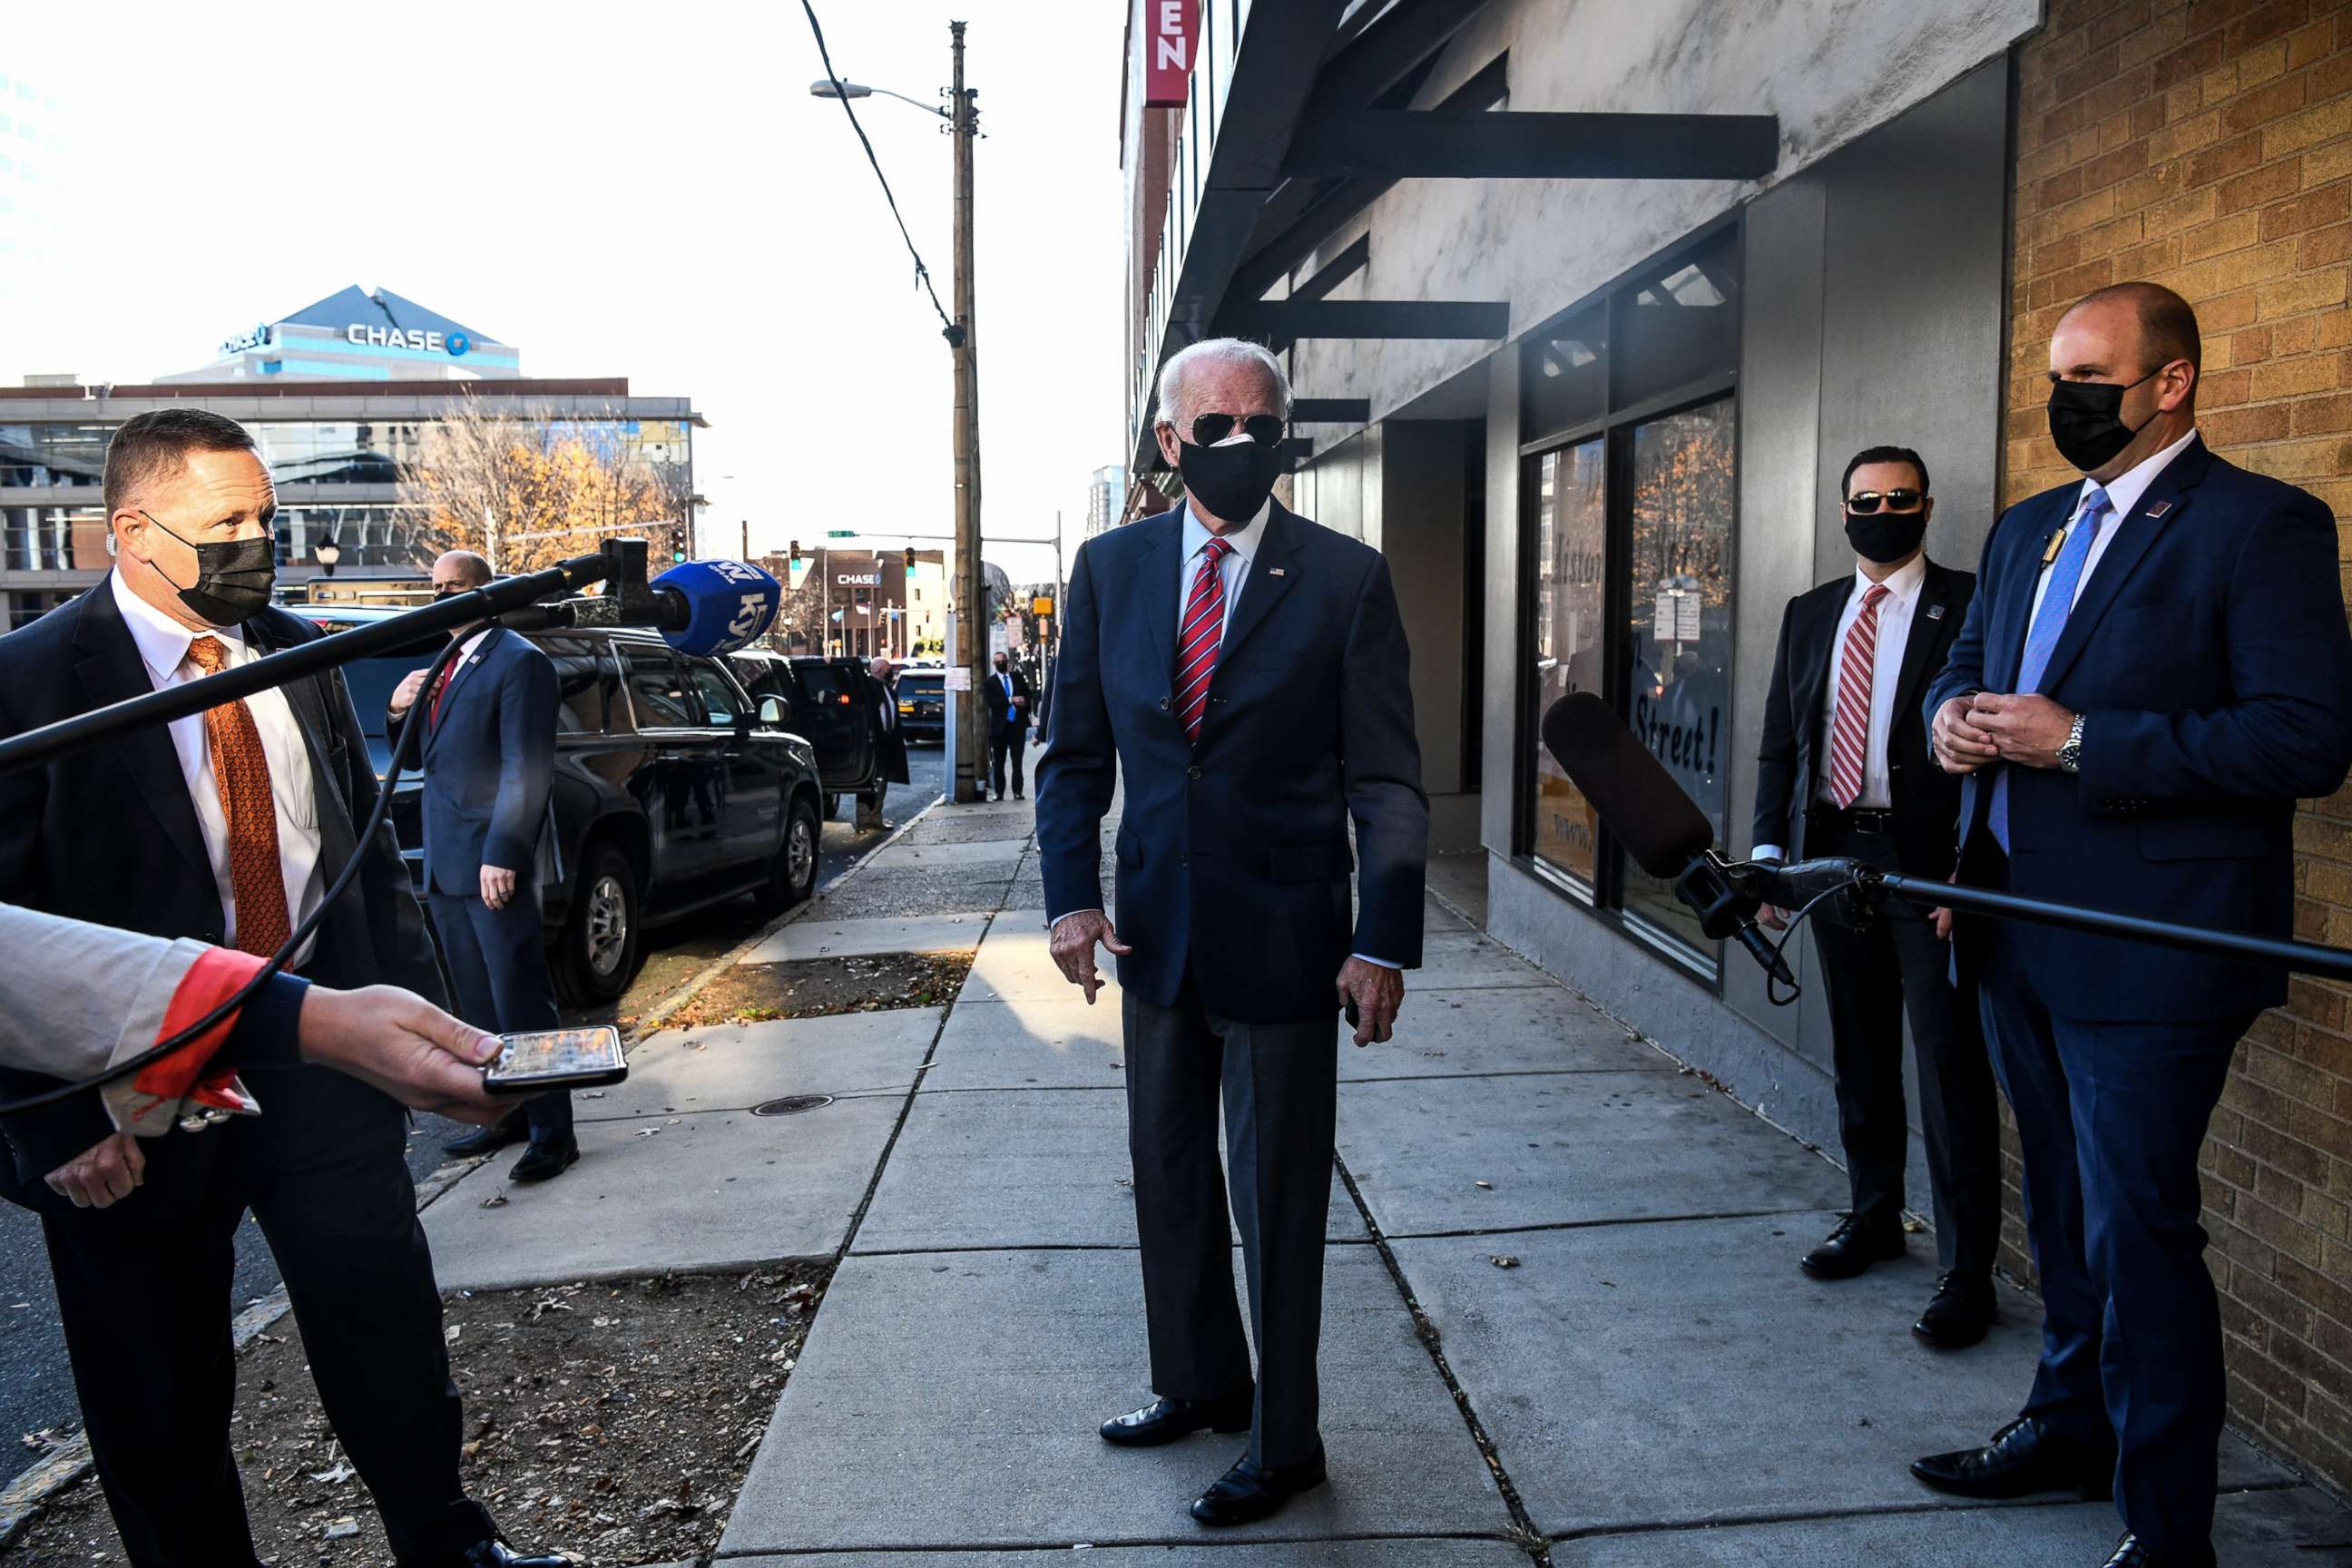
1529, 438, 1605, 888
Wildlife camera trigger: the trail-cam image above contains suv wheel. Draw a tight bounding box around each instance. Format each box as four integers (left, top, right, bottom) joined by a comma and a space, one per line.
758, 795, 822, 915
561, 841, 642, 1004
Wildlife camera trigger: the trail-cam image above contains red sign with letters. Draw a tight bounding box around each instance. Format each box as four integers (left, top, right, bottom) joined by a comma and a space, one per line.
1143, 0, 1197, 107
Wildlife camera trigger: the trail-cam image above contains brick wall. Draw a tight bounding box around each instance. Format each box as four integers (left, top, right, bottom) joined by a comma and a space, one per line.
2005, 0, 2352, 1488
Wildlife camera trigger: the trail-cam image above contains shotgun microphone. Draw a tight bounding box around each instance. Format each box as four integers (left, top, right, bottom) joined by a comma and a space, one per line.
1538, 693, 1795, 987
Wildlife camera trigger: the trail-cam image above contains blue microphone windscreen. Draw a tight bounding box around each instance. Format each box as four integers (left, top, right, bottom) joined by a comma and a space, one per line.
655, 560, 781, 656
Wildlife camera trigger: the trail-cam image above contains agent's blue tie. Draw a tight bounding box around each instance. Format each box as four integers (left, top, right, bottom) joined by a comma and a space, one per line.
1988, 485, 2111, 852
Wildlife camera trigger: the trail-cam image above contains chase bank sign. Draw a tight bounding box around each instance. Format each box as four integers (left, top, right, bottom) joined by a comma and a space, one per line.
346, 324, 472, 358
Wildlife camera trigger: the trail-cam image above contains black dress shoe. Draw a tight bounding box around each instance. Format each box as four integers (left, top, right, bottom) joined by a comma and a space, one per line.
1100, 1388, 1254, 1447
509, 1138, 579, 1184
1912, 1416, 2114, 1500
2097, 1532, 2214, 1568
1799, 1213, 1906, 1279
444, 1116, 526, 1159
459, 1538, 573, 1567
1190, 1444, 1328, 1526
1913, 1271, 1997, 1348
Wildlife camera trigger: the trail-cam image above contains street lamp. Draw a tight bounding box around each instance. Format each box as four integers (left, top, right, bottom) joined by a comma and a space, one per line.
808, 78, 949, 119
314, 535, 341, 577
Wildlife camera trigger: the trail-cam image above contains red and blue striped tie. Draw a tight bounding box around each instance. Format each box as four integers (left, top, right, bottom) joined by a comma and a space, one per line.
1173, 537, 1233, 744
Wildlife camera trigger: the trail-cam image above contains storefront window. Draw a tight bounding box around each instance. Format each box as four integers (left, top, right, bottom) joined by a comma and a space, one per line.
1518, 222, 1740, 977
1529, 438, 1605, 888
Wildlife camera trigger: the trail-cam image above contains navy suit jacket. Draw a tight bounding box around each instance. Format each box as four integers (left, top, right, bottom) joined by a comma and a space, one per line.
1034, 501, 1430, 1024
1924, 436, 2352, 1022
403, 626, 559, 897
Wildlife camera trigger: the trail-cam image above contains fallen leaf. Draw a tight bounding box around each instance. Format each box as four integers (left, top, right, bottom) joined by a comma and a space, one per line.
480, 1194, 509, 1210
309, 1460, 357, 1485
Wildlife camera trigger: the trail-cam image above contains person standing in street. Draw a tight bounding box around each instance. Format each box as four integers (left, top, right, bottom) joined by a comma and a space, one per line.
390, 550, 574, 1184
1915, 282, 2352, 1568
1037, 338, 1428, 1527
1751, 446, 2001, 1348
987, 649, 1034, 800
0, 410, 563, 1568
859, 654, 909, 829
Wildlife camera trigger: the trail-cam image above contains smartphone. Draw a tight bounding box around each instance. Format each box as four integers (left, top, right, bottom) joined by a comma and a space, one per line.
484, 1025, 629, 1094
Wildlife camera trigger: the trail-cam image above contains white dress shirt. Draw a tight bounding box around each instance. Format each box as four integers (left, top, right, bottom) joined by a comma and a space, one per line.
1750, 553, 1926, 866
111, 572, 326, 961
2030, 424, 2200, 622
1176, 497, 1267, 636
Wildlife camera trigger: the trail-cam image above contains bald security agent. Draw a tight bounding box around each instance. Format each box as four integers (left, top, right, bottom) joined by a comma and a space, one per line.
1915, 283, 2352, 1568
0, 408, 566, 1568
1037, 338, 1428, 1528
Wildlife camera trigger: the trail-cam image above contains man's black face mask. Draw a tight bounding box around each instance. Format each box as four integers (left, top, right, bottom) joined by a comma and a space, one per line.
2047, 364, 2166, 472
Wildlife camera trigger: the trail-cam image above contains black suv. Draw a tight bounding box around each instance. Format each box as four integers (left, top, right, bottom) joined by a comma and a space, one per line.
892, 667, 947, 744
726, 650, 882, 818
313, 608, 827, 1004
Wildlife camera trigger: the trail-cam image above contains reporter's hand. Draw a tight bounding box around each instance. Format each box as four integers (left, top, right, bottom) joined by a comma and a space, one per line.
1336, 958, 1405, 1047
1969, 692, 2075, 770
1933, 696, 1999, 775
1050, 911, 1132, 1005
1933, 906, 1955, 941
1759, 905, 1790, 932
297, 985, 506, 1123
390, 668, 428, 717
46, 1132, 144, 1210
480, 865, 517, 911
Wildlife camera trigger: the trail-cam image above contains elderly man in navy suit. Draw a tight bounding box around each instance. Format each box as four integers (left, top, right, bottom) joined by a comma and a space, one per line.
1035, 338, 1429, 1527
1912, 283, 2352, 1568
390, 551, 572, 1183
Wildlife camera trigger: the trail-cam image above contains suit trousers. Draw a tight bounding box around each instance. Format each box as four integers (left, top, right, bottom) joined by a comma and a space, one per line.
429, 888, 569, 1144
1806, 815, 2002, 1277
989, 728, 1027, 798
1123, 973, 1338, 1468
38, 1066, 486, 1567
1976, 863, 2248, 1561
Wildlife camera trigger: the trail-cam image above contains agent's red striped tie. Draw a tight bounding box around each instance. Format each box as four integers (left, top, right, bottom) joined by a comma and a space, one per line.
1173, 537, 1234, 743
1826, 583, 1890, 809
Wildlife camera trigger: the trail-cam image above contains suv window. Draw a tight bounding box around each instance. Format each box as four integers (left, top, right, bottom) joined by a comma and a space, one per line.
543, 635, 612, 733
686, 662, 741, 728
620, 642, 697, 729
795, 660, 856, 706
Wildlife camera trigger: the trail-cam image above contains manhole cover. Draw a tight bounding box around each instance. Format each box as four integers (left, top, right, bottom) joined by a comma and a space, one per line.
751, 1094, 835, 1117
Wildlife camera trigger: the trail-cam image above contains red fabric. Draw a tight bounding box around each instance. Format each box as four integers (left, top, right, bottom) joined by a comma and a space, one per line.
1174, 538, 1233, 743
1826, 583, 1890, 809
126, 946, 270, 1126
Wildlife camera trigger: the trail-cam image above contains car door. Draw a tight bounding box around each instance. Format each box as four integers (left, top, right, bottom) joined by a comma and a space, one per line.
788, 656, 874, 790
615, 640, 720, 897
683, 654, 784, 885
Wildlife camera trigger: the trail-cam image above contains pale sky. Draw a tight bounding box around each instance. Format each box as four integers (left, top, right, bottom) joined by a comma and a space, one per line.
1, 0, 1129, 588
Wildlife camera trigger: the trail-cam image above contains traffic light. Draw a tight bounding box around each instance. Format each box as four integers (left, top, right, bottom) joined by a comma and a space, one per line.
789, 539, 803, 568
670, 524, 688, 564
904, 545, 916, 573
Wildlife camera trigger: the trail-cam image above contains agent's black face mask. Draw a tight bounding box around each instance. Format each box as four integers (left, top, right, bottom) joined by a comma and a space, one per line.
2047, 364, 2166, 472
142, 512, 276, 626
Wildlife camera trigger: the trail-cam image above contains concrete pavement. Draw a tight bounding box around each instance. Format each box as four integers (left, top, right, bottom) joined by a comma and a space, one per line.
691, 790, 2352, 1564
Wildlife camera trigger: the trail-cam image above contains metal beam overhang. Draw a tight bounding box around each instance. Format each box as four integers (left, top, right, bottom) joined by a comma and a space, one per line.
1280, 110, 1781, 181
1226, 299, 1509, 342
1289, 397, 1371, 423
1300, 0, 1492, 121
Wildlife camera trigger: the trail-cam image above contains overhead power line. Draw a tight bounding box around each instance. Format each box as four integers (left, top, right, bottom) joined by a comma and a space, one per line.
799, 0, 958, 341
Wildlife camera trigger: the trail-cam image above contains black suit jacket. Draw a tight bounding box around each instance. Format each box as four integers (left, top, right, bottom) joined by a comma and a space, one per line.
867, 672, 911, 784
1752, 557, 1975, 879
0, 575, 447, 1186
986, 667, 1034, 738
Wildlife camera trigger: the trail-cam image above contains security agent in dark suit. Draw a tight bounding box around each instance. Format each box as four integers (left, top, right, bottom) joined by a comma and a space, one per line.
1037, 339, 1428, 1527
987, 650, 1034, 799
858, 655, 910, 829
1916, 285, 2352, 1568
1751, 446, 2001, 1348
391, 551, 573, 1183
0, 411, 563, 1568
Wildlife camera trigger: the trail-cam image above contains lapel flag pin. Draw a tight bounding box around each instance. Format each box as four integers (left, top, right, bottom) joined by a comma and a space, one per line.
1926, 603, 1946, 621
2145, 499, 2172, 517
1269, 567, 1286, 577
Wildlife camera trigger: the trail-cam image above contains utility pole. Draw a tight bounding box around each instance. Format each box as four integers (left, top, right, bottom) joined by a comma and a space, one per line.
949, 18, 985, 803
740, 518, 750, 564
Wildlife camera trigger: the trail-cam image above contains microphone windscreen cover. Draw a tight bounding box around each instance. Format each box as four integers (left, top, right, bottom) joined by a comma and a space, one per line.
1537, 692, 1715, 878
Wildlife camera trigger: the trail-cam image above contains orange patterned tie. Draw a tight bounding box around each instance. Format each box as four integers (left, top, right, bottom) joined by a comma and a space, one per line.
185, 636, 293, 957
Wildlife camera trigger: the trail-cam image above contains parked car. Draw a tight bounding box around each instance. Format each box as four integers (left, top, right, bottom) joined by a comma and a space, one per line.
727, 649, 880, 818
894, 668, 946, 743
309, 607, 828, 1004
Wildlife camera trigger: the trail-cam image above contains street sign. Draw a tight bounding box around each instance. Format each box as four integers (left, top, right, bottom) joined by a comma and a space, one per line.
827, 529, 857, 538
1032, 595, 1054, 617
988, 622, 1010, 658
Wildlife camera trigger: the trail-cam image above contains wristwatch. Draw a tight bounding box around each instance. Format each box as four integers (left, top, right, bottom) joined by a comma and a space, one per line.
2057, 713, 2085, 775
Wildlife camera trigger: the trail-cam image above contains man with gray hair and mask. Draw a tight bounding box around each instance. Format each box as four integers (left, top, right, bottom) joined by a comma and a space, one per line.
1035, 338, 1428, 1527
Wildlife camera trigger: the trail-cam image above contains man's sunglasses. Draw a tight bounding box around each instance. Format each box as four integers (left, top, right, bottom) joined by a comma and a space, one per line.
1845, 488, 1926, 514
1184, 412, 1286, 448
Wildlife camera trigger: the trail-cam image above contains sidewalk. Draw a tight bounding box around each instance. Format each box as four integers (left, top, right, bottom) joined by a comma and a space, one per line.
423, 793, 2352, 1565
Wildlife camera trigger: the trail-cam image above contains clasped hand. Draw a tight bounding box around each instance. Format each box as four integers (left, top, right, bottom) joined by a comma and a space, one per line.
1933, 691, 2074, 775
